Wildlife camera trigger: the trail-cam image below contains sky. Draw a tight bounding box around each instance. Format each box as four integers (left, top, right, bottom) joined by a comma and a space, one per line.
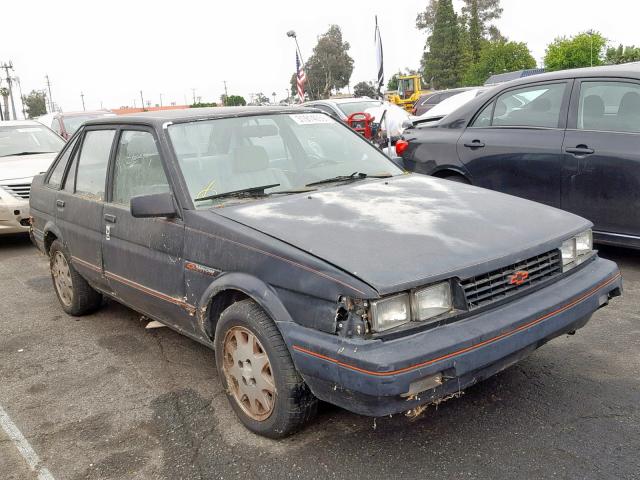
2, 0, 639, 115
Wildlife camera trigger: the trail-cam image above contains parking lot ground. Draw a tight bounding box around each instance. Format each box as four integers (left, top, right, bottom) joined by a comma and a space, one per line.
0, 233, 638, 480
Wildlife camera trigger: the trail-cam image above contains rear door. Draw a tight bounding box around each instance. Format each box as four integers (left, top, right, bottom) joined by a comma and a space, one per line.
55, 127, 116, 290
457, 81, 572, 207
101, 127, 190, 331
562, 78, 640, 238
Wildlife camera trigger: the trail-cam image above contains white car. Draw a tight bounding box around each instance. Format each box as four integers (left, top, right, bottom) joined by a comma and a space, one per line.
413, 87, 489, 126
0, 121, 65, 234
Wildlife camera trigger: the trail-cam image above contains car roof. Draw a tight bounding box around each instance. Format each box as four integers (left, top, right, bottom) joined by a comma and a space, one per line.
0, 120, 47, 127
501, 63, 640, 88
83, 106, 321, 127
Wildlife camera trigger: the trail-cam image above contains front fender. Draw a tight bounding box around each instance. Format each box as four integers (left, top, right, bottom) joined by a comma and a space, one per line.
196, 271, 295, 336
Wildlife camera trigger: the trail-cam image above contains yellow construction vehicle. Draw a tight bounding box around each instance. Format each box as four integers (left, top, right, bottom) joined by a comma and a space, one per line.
388, 74, 430, 112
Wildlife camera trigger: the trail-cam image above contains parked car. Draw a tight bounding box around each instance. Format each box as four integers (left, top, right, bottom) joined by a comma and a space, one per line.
413, 87, 489, 125
399, 64, 640, 249
0, 121, 65, 234
38, 110, 115, 140
301, 98, 385, 121
30, 107, 621, 438
412, 87, 475, 116
302, 98, 411, 147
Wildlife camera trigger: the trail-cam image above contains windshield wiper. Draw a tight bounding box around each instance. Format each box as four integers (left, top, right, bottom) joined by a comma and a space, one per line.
194, 183, 280, 202
305, 171, 393, 187
2, 151, 54, 157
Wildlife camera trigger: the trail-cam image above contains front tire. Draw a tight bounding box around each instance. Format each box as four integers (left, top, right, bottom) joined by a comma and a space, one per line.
215, 299, 318, 438
49, 239, 102, 316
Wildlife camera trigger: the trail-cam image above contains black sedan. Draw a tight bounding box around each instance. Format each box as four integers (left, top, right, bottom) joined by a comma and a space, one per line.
29, 107, 621, 438
399, 64, 640, 249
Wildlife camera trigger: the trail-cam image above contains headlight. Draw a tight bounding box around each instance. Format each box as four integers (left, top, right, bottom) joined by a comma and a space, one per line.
412, 282, 453, 322
369, 282, 454, 332
561, 229, 593, 271
370, 293, 410, 332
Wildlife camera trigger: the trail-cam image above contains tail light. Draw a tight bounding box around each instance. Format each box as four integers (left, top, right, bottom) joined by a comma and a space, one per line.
395, 139, 409, 156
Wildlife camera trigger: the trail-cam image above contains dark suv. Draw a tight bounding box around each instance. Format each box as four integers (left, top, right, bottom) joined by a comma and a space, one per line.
30, 107, 621, 437
400, 64, 640, 249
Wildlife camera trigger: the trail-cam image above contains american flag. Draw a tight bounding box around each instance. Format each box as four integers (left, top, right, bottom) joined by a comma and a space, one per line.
296, 51, 307, 101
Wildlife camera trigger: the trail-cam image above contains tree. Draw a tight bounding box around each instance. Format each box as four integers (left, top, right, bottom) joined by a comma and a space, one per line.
544, 31, 607, 71
304, 25, 354, 99
22, 90, 47, 118
220, 94, 246, 106
421, 0, 464, 89
253, 92, 269, 105
461, 0, 503, 60
464, 40, 536, 85
605, 44, 640, 65
353, 81, 378, 98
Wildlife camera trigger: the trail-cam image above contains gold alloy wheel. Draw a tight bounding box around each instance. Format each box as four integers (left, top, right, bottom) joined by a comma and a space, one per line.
222, 326, 276, 421
52, 251, 73, 307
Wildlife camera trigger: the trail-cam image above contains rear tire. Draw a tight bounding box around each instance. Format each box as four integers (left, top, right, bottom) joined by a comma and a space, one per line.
49, 239, 102, 316
215, 299, 318, 438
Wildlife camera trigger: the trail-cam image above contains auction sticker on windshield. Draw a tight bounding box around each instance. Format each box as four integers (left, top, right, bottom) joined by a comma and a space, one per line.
289, 113, 335, 125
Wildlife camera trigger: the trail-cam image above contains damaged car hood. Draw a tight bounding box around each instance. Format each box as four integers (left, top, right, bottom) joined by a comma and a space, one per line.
215, 174, 590, 295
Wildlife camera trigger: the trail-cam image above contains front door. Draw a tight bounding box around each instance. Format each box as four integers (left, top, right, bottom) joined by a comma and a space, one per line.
101, 128, 191, 332
562, 79, 640, 238
457, 81, 572, 208
56, 128, 116, 290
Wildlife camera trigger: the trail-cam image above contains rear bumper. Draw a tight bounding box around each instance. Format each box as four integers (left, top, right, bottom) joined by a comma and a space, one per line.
0, 199, 30, 235
280, 256, 622, 416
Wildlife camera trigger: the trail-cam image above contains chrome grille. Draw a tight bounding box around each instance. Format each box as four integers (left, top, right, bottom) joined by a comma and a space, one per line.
461, 249, 562, 310
1, 183, 31, 199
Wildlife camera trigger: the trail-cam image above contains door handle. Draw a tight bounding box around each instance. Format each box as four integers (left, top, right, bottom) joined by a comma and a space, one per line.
104, 214, 117, 223
565, 146, 594, 156
56, 199, 65, 208
464, 140, 485, 148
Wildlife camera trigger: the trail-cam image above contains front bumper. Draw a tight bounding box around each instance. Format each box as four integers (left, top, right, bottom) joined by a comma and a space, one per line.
280, 256, 622, 416
0, 198, 30, 235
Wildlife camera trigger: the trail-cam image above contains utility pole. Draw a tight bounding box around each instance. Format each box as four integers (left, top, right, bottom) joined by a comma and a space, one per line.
191, 88, 196, 105
14, 77, 26, 119
1, 62, 17, 119
140, 90, 145, 110
80, 92, 85, 111
223, 80, 228, 97
159, 93, 163, 107
45, 74, 54, 113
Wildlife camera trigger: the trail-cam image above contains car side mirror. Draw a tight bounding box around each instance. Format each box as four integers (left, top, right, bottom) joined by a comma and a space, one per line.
130, 192, 177, 219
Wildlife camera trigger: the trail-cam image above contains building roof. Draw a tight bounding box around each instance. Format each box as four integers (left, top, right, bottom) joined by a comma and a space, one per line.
484, 68, 546, 86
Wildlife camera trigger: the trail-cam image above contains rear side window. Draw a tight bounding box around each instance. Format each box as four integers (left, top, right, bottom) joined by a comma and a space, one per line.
112, 131, 170, 205
472, 83, 566, 128
578, 81, 640, 133
51, 118, 62, 135
48, 136, 78, 188
75, 130, 115, 200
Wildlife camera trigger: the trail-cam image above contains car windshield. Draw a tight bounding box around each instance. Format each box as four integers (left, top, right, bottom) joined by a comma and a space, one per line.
337, 101, 383, 117
62, 114, 113, 135
0, 125, 65, 158
168, 112, 403, 207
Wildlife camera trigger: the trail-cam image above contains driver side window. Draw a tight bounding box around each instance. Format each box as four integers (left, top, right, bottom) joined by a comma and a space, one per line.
111, 130, 170, 206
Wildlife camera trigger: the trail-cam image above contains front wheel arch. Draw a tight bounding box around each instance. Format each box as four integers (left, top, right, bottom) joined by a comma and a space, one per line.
432, 169, 472, 184
198, 272, 295, 342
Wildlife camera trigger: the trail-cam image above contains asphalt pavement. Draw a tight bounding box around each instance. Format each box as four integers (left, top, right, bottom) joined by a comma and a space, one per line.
0, 233, 638, 479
